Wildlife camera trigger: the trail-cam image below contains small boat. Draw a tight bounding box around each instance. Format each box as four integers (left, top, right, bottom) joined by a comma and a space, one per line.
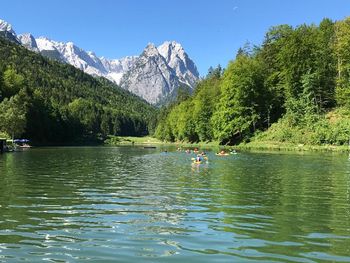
13, 139, 32, 149
19, 144, 32, 148
215, 153, 229, 156
144, 146, 156, 149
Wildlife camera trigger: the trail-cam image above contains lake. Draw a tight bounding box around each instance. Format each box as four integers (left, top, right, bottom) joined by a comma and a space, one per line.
0, 147, 350, 262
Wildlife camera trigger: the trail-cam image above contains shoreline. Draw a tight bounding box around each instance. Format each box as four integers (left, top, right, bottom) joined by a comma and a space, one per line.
104, 136, 350, 153
236, 142, 350, 153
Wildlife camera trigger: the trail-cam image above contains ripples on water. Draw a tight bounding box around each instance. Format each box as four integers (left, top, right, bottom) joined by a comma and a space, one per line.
0, 147, 350, 262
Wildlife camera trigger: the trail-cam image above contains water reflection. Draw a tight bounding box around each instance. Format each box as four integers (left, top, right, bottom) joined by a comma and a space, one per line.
0, 147, 350, 262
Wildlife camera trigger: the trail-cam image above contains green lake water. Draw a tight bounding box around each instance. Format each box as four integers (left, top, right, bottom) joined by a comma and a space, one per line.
0, 147, 350, 262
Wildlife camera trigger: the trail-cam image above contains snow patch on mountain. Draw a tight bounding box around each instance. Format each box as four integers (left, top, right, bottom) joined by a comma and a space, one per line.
101, 56, 138, 84
36, 37, 57, 51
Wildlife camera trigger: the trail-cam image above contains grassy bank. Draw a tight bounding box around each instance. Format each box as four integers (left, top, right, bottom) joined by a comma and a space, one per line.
104, 136, 163, 145
104, 135, 221, 148
236, 141, 350, 152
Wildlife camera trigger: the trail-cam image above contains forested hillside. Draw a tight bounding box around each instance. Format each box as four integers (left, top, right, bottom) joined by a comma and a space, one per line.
155, 17, 350, 146
0, 37, 157, 144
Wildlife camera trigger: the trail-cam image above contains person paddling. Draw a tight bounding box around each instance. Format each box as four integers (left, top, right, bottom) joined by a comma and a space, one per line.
216, 150, 228, 156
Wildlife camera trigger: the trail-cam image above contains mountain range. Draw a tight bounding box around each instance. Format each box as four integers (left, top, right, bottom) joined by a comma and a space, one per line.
0, 19, 199, 105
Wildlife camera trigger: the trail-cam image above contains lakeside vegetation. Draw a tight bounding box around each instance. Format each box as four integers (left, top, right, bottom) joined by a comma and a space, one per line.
154, 17, 350, 150
0, 37, 157, 144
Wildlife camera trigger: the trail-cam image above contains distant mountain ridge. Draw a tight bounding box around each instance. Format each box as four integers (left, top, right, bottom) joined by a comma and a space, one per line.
0, 19, 199, 105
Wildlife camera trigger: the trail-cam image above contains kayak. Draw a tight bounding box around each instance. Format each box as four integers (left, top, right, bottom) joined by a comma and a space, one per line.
193, 160, 209, 164
215, 153, 229, 156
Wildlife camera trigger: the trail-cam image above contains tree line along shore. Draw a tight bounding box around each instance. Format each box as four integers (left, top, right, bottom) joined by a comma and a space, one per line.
154, 17, 350, 151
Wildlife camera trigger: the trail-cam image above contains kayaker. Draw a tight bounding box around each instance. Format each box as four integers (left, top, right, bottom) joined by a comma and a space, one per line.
216, 150, 227, 155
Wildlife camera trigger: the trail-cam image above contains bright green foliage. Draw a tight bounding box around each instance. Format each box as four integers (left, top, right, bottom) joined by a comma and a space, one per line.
211, 54, 267, 143
276, 25, 320, 100
0, 92, 27, 139
155, 66, 222, 142
334, 17, 350, 107
193, 76, 221, 141
172, 100, 197, 141
284, 72, 320, 127
1, 67, 24, 98
156, 99, 197, 142
0, 131, 9, 139
316, 18, 337, 108
252, 108, 350, 146
69, 98, 97, 130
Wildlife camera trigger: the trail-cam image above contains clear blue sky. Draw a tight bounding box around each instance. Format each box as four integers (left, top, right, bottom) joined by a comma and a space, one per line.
2, 0, 350, 76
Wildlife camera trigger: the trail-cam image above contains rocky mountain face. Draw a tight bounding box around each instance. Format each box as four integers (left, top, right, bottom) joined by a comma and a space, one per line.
119, 41, 200, 105
0, 19, 199, 105
18, 33, 39, 52
119, 43, 181, 105
158, 41, 199, 89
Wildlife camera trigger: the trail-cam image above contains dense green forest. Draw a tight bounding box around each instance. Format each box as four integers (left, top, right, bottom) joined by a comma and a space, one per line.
0, 37, 157, 144
155, 17, 350, 146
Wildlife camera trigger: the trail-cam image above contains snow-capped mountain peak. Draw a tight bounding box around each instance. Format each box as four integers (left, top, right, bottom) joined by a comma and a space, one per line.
0, 19, 16, 35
